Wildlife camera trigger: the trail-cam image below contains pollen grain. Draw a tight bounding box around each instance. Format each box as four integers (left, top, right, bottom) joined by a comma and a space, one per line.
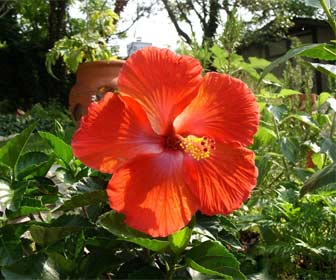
180, 135, 215, 160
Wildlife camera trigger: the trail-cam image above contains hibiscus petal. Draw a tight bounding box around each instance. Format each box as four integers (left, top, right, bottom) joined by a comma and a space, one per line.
174, 72, 259, 146
72, 93, 163, 173
118, 47, 203, 135
183, 142, 257, 215
107, 151, 199, 237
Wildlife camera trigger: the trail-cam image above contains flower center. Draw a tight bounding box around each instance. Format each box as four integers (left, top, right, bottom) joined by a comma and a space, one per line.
179, 135, 215, 160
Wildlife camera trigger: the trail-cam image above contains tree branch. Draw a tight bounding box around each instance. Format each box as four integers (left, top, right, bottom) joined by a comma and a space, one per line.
0, 0, 11, 18
114, 0, 129, 15
176, 1, 195, 35
187, 0, 206, 28
115, 9, 145, 36
203, 0, 219, 44
160, 0, 192, 45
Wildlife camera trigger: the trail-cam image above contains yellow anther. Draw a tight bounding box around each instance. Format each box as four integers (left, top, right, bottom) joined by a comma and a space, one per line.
180, 135, 215, 160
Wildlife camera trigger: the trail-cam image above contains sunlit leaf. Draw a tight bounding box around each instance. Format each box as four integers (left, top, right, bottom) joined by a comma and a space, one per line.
327, 98, 336, 112
254, 126, 276, 145
310, 63, 336, 78
312, 153, 325, 169
0, 179, 13, 211
277, 89, 301, 98
301, 44, 336, 60
318, 92, 331, 108
248, 56, 270, 69
168, 226, 192, 255
257, 102, 267, 112
260, 44, 335, 81
38, 131, 73, 165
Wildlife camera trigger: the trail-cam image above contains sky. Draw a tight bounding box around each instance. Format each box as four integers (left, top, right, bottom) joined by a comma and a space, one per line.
69, 1, 184, 57
116, 2, 181, 56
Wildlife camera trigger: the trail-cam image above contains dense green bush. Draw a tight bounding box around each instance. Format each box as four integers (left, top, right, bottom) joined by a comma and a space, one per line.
0, 101, 74, 137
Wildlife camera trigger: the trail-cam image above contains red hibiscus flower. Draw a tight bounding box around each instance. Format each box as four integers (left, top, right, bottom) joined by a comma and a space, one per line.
72, 47, 259, 237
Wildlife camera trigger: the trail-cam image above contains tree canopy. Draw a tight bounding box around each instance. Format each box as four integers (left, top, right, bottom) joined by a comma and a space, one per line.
159, 0, 320, 47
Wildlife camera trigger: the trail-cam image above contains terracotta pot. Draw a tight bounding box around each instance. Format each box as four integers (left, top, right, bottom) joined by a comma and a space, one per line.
69, 60, 125, 123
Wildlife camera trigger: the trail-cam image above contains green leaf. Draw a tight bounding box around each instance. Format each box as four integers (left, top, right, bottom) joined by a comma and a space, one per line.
8, 197, 49, 219
327, 98, 336, 112
55, 190, 107, 211
281, 113, 320, 130
257, 102, 267, 112
238, 62, 260, 80
16, 152, 55, 180
277, 89, 301, 98
255, 156, 272, 187
259, 44, 330, 81
67, 49, 84, 73
253, 126, 276, 146
1, 254, 59, 280
128, 266, 164, 279
7, 182, 26, 212
264, 73, 282, 85
54, 168, 77, 185
79, 250, 120, 278
30, 225, 80, 245
248, 56, 270, 69
46, 252, 76, 275
268, 105, 288, 122
300, 44, 336, 61
0, 179, 14, 211
168, 226, 192, 255
0, 237, 22, 266
0, 124, 35, 170
318, 92, 331, 108
185, 240, 245, 279
312, 153, 325, 170
97, 211, 169, 252
294, 168, 315, 182
301, 163, 336, 196
279, 137, 298, 164
16, 151, 48, 172
310, 63, 336, 78
38, 131, 73, 165
30, 215, 91, 245
321, 138, 336, 162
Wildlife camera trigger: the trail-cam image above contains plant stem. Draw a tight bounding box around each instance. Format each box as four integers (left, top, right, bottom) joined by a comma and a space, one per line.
82, 206, 90, 220
272, 117, 291, 180
165, 262, 174, 280
322, 111, 336, 167
330, 112, 336, 139
319, 0, 336, 38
